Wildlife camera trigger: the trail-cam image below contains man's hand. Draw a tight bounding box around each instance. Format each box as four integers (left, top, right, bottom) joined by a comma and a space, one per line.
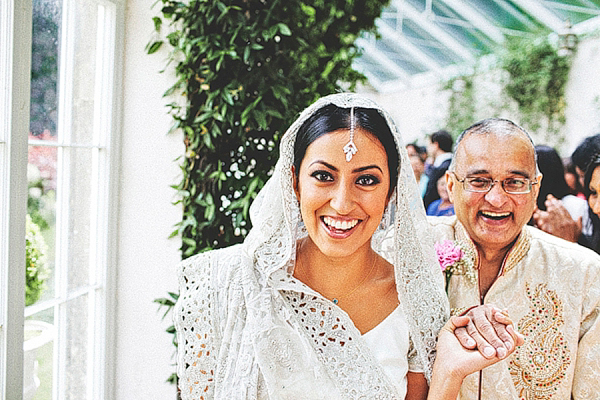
453, 305, 525, 359
532, 194, 582, 242
429, 313, 523, 399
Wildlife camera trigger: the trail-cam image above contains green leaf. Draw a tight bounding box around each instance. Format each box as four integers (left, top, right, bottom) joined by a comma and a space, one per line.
146, 41, 163, 54
243, 46, 251, 64
277, 23, 292, 36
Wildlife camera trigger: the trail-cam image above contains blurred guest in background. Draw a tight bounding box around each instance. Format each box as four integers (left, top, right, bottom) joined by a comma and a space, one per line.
564, 159, 585, 199
426, 169, 454, 217
423, 130, 453, 208
582, 153, 600, 253
533, 145, 590, 237
571, 133, 600, 186
406, 143, 429, 198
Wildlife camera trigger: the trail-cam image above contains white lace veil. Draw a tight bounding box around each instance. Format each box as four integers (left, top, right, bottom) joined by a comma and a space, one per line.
243, 92, 449, 381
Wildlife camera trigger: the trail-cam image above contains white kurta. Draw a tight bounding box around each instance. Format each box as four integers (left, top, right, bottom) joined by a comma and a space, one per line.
430, 216, 600, 399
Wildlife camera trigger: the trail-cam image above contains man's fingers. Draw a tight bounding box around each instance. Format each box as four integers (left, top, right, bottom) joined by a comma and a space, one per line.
465, 318, 496, 359
472, 310, 510, 358
454, 326, 476, 349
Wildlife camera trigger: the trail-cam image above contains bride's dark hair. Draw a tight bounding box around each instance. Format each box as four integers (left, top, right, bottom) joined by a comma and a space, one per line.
293, 104, 400, 197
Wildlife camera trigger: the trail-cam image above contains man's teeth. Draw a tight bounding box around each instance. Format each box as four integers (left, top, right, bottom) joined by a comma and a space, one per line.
482, 211, 510, 218
324, 216, 359, 230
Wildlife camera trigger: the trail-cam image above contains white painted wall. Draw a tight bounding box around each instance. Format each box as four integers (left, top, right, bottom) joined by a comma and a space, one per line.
115, 0, 181, 398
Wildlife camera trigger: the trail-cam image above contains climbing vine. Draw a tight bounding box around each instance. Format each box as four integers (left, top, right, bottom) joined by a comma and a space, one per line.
443, 33, 573, 142
148, 0, 390, 386
149, 0, 389, 258
500, 34, 572, 137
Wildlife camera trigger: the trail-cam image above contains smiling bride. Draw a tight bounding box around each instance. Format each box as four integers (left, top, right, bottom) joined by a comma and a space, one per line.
173, 93, 521, 399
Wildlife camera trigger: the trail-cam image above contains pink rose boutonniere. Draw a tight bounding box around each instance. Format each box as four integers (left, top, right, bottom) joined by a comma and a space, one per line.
434, 239, 476, 291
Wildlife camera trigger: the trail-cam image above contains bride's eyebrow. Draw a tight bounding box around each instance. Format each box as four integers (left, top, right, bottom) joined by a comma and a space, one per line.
353, 165, 383, 173
309, 160, 337, 170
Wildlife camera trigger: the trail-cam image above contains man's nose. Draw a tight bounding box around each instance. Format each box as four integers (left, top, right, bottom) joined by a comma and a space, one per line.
484, 181, 509, 206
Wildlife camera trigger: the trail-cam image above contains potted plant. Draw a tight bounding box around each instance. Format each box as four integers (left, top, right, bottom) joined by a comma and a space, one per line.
23, 214, 54, 400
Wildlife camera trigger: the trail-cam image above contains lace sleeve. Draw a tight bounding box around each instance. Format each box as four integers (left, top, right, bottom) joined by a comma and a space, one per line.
174, 252, 219, 400
407, 336, 424, 373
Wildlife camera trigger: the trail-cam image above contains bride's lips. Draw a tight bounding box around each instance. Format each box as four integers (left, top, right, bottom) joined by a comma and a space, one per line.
321, 216, 361, 239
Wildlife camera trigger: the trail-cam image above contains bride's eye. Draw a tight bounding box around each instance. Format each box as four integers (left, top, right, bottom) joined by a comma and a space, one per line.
310, 170, 333, 182
356, 174, 380, 186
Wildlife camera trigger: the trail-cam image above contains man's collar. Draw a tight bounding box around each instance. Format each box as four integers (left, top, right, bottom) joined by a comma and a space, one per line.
454, 221, 531, 276
433, 152, 452, 167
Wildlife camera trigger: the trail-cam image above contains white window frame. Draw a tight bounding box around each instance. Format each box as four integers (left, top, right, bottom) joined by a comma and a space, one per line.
1, 0, 123, 398
1, 0, 32, 398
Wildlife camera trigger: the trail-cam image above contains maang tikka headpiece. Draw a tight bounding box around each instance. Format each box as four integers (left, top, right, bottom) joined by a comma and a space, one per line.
343, 107, 358, 162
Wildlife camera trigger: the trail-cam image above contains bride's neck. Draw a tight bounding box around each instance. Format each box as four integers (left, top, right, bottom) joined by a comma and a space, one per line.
294, 238, 376, 288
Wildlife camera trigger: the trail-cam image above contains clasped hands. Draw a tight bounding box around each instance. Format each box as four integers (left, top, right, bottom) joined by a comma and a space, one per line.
438, 305, 525, 379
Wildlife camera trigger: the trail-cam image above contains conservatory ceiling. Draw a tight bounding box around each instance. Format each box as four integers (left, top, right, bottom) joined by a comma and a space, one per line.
354, 0, 600, 92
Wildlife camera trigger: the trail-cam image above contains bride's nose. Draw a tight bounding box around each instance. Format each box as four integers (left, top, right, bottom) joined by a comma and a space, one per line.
329, 182, 355, 214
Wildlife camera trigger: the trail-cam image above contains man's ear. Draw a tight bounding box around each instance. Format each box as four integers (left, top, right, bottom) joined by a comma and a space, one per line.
292, 166, 300, 200
446, 171, 455, 203
532, 173, 543, 202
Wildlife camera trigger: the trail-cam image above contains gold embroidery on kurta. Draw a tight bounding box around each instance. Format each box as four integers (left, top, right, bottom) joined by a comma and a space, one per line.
509, 283, 571, 399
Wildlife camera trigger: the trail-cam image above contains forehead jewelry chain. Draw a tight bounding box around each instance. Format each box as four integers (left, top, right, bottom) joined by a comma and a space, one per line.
343, 107, 358, 162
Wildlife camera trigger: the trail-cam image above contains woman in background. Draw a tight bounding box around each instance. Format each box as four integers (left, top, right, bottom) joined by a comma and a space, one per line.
533, 145, 591, 237
582, 153, 600, 253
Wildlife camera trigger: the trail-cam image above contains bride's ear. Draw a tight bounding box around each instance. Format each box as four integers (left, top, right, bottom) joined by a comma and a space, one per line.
292, 166, 300, 200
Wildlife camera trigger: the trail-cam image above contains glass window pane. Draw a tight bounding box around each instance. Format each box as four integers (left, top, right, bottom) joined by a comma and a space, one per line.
27, 144, 57, 303
64, 295, 88, 399
24, 309, 55, 400
30, 0, 60, 142
66, 147, 93, 291
70, 0, 101, 146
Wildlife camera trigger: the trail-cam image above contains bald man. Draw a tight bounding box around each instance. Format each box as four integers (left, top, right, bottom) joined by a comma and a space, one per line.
429, 118, 600, 398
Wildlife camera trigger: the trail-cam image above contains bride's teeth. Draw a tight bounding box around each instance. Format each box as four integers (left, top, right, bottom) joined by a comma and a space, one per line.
324, 217, 358, 230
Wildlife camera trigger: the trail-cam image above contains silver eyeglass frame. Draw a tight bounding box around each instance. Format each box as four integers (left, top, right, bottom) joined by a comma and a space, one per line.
450, 172, 539, 194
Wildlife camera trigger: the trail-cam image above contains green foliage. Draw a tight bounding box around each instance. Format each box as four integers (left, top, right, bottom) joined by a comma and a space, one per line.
150, 0, 389, 257
443, 75, 475, 138
25, 215, 49, 307
27, 163, 55, 231
154, 292, 179, 385
149, 0, 389, 387
500, 34, 572, 135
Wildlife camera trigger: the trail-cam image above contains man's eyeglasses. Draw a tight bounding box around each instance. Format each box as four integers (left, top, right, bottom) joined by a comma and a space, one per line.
451, 172, 538, 194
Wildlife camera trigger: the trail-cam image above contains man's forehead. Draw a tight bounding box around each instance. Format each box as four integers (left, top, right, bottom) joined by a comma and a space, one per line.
454, 132, 536, 173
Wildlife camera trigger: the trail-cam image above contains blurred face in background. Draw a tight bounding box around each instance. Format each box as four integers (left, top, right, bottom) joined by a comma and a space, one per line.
587, 166, 600, 216
437, 176, 450, 202
407, 145, 425, 180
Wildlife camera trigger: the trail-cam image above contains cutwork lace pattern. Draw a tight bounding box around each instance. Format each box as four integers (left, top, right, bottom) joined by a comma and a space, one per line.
175, 252, 218, 399
509, 283, 571, 399
281, 288, 399, 399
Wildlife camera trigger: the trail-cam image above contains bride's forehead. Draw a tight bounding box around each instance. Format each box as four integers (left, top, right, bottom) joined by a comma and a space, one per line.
304, 129, 386, 152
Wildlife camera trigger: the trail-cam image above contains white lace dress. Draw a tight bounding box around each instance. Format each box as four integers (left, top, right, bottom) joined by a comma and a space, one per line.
174, 93, 449, 399
176, 248, 420, 399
